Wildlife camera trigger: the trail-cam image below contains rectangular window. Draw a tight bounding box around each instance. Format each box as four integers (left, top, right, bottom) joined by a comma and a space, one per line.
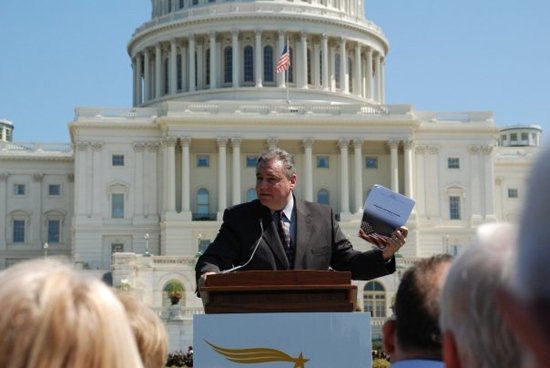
246, 155, 258, 168
448, 157, 460, 169
47, 220, 60, 243
449, 196, 461, 220
508, 188, 518, 198
48, 184, 61, 196
365, 157, 378, 169
112, 154, 125, 166
112, 193, 124, 219
316, 156, 330, 168
13, 220, 25, 242
197, 155, 210, 167
14, 184, 26, 195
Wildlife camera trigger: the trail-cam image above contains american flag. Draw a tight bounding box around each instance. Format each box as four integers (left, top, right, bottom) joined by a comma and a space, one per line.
275, 44, 290, 73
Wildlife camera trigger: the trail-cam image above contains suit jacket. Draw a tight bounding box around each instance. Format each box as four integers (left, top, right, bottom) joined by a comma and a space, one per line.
195, 199, 395, 285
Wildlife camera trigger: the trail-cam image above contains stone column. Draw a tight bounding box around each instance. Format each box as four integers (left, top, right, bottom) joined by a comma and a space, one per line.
389, 139, 399, 192
146, 143, 160, 218
217, 138, 228, 219
255, 30, 263, 87
339, 38, 347, 93
354, 43, 362, 97
143, 50, 151, 101
380, 57, 385, 104
353, 139, 364, 214
321, 34, 329, 91
75, 141, 89, 216
482, 145, 496, 221
313, 41, 321, 88
137, 53, 143, 105
180, 43, 187, 92
338, 139, 350, 215
210, 32, 218, 89
403, 140, 414, 198
374, 54, 381, 103
365, 48, 373, 100
188, 36, 196, 92
32, 173, 44, 244
155, 44, 162, 98
232, 31, 239, 88
468, 144, 482, 223
170, 39, 178, 94
299, 33, 308, 88
180, 137, 192, 219
133, 143, 146, 217
302, 138, 314, 202
164, 137, 177, 213
231, 138, 242, 205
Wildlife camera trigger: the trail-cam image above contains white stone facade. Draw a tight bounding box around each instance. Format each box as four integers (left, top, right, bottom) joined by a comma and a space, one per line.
0, 0, 543, 348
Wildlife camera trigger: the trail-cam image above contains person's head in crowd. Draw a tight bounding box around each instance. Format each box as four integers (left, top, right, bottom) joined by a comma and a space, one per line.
498, 144, 550, 368
116, 291, 168, 368
440, 222, 521, 368
382, 254, 452, 364
0, 258, 144, 368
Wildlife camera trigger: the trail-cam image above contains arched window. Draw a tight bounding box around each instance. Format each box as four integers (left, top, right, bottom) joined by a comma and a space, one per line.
363, 281, 386, 318
176, 54, 183, 91
263, 45, 274, 83
244, 45, 254, 83
307, 48, 312, 85
317, 189, 329, 205
196, 188, 209, 219
164, 58, 169, 94
246, 188, 257, 202
224, 46, 232, 84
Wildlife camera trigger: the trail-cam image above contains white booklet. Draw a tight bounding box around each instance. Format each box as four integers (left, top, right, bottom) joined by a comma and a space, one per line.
358, 184, 415, 242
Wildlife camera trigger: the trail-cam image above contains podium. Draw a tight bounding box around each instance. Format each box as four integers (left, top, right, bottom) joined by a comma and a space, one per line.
200, 270, 358, 313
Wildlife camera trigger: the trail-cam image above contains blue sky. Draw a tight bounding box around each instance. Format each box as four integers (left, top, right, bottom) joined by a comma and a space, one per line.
1, 0, 549, 143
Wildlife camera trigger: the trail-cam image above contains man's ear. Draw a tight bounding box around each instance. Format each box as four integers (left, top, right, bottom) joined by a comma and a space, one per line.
497, 288, 550, 366
442, 331, 461, 368
382, 319, 396, 357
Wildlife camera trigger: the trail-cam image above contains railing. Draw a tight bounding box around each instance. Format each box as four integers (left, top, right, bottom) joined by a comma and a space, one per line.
0, 141, 72, 153
134, 2, 382, 38
152, 306, 204, 321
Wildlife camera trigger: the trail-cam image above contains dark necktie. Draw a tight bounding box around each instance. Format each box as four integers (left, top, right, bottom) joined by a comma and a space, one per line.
276, 210, 294, 268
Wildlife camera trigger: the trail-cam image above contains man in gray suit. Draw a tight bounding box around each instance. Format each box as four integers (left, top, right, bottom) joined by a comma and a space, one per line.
196, 148, 408, 293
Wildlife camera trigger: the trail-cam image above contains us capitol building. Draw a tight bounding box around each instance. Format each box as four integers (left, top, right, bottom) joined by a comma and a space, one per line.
0, 0, 542, 348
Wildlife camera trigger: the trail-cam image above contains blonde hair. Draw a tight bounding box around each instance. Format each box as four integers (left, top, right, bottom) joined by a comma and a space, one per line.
116, 291, 168, 368
0, 258, 144, 368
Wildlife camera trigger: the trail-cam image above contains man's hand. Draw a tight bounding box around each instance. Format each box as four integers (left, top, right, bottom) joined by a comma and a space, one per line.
382, 226, 408, 260
198, 271, 217, 291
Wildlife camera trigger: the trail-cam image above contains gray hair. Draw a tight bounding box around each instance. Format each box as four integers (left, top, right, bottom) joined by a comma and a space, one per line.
256, 148, 296, 179
439, 222, 521, 368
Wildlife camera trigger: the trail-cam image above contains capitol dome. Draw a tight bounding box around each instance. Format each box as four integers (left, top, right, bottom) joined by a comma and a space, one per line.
128, 0, 387, 107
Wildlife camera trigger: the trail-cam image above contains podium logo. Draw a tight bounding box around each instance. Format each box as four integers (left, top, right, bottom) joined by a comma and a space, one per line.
206, 340, 309, 367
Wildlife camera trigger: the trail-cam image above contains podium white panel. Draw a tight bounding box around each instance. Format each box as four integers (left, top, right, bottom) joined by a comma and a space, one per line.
194, 312, 372, 368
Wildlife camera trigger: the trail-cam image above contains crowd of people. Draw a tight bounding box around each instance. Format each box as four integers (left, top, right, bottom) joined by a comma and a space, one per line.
1, 144, 550, 367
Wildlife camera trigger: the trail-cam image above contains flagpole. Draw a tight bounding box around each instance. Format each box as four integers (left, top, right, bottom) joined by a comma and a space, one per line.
285, 69, 289, 104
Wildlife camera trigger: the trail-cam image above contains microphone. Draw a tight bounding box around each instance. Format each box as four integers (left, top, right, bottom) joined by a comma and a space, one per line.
222, 219, 264, 273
